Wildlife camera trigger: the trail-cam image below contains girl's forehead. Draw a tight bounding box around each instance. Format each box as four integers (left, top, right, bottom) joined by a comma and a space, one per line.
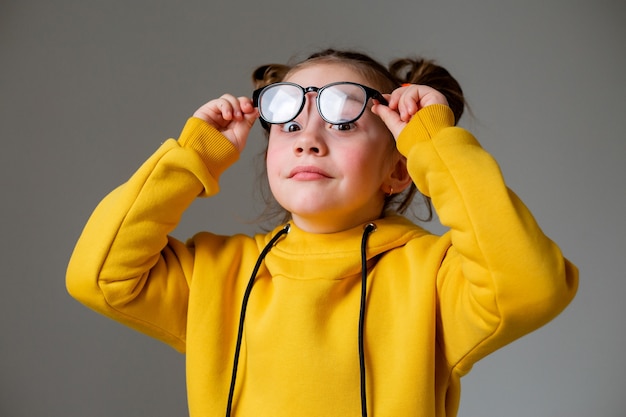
284, 63, 371, 87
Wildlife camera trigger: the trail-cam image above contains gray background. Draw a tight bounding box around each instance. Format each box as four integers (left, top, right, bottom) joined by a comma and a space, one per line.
1, 0, 624, 416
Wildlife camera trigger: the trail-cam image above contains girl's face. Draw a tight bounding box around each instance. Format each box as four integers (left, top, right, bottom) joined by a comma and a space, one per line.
265, 62, 403, 233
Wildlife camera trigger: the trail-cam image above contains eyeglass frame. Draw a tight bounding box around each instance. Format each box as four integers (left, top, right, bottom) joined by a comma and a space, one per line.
252, 81, 389, 130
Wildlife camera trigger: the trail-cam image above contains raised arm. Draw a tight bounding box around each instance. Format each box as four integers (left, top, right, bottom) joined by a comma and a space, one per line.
66, 96, 258, 351
376, 89, 577, 373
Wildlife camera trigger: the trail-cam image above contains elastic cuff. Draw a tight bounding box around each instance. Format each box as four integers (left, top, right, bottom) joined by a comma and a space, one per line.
178, 117, 240, 178
396, 105, 455, 155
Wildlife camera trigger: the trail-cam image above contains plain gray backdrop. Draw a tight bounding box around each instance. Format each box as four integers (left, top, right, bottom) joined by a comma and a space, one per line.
1, 0, 624, 416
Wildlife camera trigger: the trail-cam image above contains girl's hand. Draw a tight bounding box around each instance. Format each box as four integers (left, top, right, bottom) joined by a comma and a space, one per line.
372, 84, 449, 139
192, 94, 259, 152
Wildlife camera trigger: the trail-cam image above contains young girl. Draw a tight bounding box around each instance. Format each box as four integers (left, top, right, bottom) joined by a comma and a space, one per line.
66, 49, 578, 417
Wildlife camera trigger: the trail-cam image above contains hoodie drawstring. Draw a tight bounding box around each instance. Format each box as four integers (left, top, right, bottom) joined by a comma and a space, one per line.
359, 222, 376, 417
225, 222, 376, 417
226, 224, 290, 417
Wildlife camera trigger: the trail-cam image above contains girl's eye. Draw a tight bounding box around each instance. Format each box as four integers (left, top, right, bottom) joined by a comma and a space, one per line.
280, 121, 302, 132
331, 122, 356, 131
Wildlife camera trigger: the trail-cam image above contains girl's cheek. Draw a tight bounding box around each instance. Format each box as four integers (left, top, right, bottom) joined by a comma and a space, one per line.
265, 145, 283, 171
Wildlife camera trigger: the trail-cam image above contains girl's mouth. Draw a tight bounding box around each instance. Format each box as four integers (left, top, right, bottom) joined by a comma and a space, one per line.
288, 166, 332, 180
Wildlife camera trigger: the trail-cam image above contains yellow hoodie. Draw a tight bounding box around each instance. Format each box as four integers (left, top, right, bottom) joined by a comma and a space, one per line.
66, 105, 578, 417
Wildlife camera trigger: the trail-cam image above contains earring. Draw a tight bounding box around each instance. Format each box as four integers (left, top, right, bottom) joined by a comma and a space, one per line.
387, 187, 394, 197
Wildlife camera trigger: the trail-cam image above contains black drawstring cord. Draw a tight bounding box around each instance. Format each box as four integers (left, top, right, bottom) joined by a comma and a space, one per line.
359, 223, 376, 417
225, 224, 290, 417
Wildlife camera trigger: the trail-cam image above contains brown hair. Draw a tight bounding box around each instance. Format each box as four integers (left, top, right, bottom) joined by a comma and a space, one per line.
251, 48, 466, 226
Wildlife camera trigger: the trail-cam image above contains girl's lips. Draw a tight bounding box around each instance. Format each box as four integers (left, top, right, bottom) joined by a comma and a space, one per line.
288, 166, 332, 180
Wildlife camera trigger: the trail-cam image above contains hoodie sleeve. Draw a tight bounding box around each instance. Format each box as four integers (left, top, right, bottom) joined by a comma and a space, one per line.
396, 105, 578, 375
65, 118, 239, 352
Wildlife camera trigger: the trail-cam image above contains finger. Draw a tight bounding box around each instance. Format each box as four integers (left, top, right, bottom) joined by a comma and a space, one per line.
192, 97, 245, 130
372, 102, 405, 139
219, 94, 245, 119
233, 97, 258, 127
385, 91, 401, 111
399, 91, 419, 122
237, 97, 257, 116
194, 97, 233, 122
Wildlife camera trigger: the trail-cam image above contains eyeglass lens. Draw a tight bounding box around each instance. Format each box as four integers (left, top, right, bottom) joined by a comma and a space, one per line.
259, 83, 368, 125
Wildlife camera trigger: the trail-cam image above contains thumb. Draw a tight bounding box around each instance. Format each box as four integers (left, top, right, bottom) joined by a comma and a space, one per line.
372, 103, 406, 139
231, 112, 259, 152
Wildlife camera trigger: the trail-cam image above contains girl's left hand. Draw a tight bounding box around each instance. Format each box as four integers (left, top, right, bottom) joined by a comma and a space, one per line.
372, 84, 448, 138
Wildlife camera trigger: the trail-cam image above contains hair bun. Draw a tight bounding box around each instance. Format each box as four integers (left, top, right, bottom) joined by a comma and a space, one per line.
252, 64, 291, 90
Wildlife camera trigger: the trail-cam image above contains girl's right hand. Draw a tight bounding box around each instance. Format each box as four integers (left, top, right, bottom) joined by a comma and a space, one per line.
192, 94, 259, 152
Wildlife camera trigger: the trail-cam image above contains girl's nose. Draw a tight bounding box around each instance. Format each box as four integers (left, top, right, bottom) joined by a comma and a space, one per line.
293, 126, 328, 155
293, 94, 328, 156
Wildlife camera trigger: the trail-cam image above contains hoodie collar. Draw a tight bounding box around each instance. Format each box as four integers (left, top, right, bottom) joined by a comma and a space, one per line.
259, 215, 428, 280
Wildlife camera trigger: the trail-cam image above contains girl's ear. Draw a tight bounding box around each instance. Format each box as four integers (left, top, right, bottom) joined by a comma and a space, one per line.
384, 154, 412, 194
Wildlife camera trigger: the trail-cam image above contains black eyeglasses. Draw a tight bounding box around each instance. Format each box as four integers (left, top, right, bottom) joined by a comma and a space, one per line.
252, 81, 388, 129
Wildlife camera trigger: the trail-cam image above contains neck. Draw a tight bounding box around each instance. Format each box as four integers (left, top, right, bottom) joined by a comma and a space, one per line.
290, 210, 384, 234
